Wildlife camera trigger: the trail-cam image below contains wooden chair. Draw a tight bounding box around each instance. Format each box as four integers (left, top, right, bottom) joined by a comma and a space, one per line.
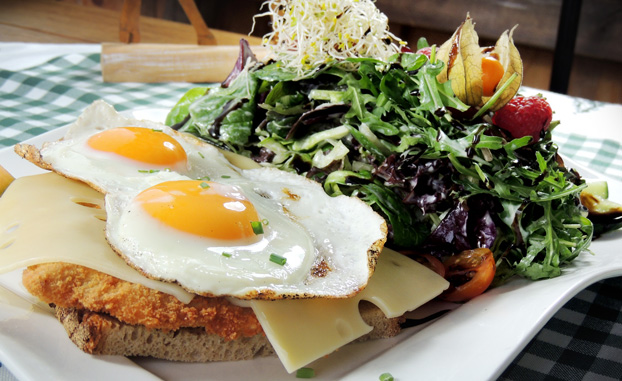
119, 0, 216, 45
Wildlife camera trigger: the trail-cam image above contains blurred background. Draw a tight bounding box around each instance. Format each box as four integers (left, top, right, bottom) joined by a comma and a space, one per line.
24, 0, 622, 103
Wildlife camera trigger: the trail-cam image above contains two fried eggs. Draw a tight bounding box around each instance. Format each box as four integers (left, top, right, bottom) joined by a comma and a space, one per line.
18, 101, 387, 299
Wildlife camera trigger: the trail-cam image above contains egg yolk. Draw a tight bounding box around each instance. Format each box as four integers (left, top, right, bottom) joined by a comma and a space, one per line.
135, 180, 262, 241
87, 127, 187, 169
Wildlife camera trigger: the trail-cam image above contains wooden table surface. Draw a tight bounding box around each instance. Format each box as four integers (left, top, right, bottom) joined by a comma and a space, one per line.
0, 0, 260, 46
0, 0, 619, 104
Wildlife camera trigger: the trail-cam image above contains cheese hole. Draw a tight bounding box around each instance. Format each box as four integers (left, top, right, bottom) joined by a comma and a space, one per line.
71, 198, 106, 221
0, 238, 15, 250
2, 223, 20, 249
4, 223, 19, 234
71, 197, 103, 209
76, 201, 101, 209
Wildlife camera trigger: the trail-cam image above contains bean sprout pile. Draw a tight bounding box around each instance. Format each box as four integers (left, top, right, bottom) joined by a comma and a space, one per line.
254, 0, 404, 77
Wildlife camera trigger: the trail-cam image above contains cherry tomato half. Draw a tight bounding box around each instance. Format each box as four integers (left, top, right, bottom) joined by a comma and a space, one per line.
398, 250, 446, 278
414, 253, 446, 278
440, 248, 496, 302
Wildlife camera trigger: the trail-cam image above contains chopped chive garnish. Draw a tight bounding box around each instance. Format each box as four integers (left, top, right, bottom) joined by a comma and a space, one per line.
222, 252, 232, 258
269, 253, 287, 266
296, 367, 315, 378
198, 151, 205, 159
138, 169, 160, 173
198, 176, 211, 181
250, 221, 264, 235
200, 181, 210, 189
151, 128, 162, 132
379, 373, 394, 381
262, 218, 269, 226
221, 175, 231, 179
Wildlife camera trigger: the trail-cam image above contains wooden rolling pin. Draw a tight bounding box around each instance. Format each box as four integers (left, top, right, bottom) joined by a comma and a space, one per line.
101, 43, 269, 83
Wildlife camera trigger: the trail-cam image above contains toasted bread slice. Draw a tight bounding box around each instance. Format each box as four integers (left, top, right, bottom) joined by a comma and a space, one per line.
55, 306, 274, 361
54, 301, 403, 362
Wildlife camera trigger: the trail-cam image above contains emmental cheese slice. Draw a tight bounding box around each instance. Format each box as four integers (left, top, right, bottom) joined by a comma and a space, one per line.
250, 248, 449, 373
0, 172, 195, 303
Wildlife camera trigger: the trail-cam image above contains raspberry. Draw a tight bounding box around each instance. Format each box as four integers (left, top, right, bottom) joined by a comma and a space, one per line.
492, 96, 553, 143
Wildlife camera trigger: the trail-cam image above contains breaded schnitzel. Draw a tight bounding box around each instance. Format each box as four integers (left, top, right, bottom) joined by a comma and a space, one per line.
23, 262, 262, 341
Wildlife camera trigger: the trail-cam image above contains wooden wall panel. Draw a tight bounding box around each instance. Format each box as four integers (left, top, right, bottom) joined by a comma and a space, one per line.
376, 0, 622, 63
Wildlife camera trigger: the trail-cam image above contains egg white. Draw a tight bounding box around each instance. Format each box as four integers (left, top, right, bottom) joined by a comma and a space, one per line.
33, 100, 387, 299
105, 176, 318, 298
38, 101, 239, 194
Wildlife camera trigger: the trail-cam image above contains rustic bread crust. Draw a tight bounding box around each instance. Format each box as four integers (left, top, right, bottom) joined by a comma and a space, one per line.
54, 301, 403, 362
55, 306, 275, 362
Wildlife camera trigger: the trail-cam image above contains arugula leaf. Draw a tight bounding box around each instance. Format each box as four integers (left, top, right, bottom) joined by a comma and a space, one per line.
360, 183, 428, 248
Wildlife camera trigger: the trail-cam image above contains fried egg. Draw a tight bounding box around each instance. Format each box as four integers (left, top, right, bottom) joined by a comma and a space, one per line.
17, 100, 387, 299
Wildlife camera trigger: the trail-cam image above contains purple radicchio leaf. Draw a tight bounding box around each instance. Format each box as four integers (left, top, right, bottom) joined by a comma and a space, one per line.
376, 155, 457, 214
222, 39, 257, 88
473, 210, 497, 248
424, 201, 471, 256
468, 195, 498, 249
286, 103, 350, 140
422, 195, 499, 258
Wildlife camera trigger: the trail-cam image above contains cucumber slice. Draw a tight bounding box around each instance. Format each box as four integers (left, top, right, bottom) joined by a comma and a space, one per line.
581, 180, 622, 235
582, 180, 609, 199
581, 180, 620, 215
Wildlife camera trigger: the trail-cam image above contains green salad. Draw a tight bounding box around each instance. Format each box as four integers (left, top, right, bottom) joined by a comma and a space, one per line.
165, 0, 594, 300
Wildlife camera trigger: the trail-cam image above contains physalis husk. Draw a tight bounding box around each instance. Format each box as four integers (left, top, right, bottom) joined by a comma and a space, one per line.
436, 14, 523, 111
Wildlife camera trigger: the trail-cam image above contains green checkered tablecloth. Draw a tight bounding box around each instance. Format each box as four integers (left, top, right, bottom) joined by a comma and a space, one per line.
0, 53, 191, 147
1, 44, 621, 381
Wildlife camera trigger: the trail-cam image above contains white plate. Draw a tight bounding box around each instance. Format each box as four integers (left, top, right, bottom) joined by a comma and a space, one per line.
1, 110, 621, 381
